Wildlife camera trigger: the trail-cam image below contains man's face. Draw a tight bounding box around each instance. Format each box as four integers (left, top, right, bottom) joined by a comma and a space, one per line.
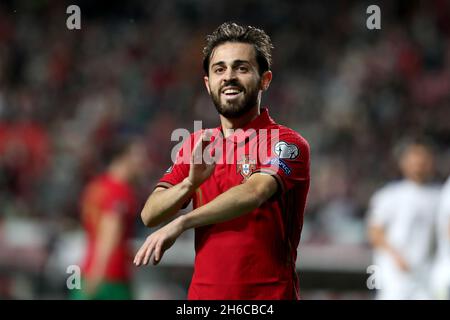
400, 144, 434, 183
126, 142, 148, 178
204, 42, 263, 119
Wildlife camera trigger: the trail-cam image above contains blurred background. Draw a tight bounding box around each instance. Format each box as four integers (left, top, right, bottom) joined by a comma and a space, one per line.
0, 0, 449, 299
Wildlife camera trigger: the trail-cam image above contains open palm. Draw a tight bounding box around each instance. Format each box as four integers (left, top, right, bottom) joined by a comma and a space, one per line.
188, 130, 216, 188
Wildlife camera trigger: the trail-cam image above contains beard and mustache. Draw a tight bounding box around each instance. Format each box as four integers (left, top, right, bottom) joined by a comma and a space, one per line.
210, 78, 261, 119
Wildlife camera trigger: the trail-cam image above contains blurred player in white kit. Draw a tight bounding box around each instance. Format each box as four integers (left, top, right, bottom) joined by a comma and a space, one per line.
431, 175, 450, 299
367, 140, 441, 299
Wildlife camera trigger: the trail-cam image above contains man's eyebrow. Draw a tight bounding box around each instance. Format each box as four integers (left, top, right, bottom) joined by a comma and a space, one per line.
232, 60, 251, 66
210, 60, 251, 69
211, 61, 226, 68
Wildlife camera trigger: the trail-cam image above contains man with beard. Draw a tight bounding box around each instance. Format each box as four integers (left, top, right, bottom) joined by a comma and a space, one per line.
134, 22, 310, 300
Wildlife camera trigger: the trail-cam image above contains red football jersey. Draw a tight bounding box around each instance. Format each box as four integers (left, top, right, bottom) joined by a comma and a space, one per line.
157, 108, 310, 299
81, 174, 137, 282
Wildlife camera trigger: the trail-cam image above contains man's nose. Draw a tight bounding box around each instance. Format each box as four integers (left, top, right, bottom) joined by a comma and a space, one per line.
222, 68, 237, 83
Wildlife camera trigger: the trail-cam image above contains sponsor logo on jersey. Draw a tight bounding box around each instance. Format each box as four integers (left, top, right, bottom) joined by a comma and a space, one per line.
266, 157, 291, 175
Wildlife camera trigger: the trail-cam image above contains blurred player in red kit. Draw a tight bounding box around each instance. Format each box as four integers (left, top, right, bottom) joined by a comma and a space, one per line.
73, 136, 147, 300
134, 22, 310, 300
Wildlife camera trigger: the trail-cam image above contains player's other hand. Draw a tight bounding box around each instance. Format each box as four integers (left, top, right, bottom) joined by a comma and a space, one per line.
134, 216, 185, 266
188, 129, 216, 188
393, 253, 410, 273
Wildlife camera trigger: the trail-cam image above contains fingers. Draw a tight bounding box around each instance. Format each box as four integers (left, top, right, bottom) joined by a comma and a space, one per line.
192, 130, 215, 165
134, 242, 145, 266
203, 128, 214, 141
153, 243, 162, 265
202, 129, 216, 155
134, 228, 174, 267
134, 236, 154, 266
142, 237, 156, 266
134, 236, 166, 267
192, 135, 204, 165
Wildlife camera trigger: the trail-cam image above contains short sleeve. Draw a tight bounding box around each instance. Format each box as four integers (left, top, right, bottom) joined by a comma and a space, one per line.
156, 134, 193, 189
257, 131, 310, 194
367, 187, 393, 227
438, 178, 450, 227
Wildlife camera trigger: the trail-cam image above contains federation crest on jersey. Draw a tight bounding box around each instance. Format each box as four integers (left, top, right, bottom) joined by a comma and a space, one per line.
274, 141, 299, 160
237, 155, 257, 181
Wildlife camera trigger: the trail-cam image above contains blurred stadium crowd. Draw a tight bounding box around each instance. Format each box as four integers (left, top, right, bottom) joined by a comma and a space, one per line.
0, 0, 449, 299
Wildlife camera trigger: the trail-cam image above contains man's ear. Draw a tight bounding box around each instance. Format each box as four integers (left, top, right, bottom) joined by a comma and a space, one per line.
260, 71, 272, 91
204, 76, 211, 95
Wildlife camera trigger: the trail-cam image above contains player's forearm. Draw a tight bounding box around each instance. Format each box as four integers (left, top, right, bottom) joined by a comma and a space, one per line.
179, 181, 268, 231
368, 226, 390, 249
368, 226, 401, 256
86, 252, 109, 285
448, 222, 450, 241
90, 239, 116, 277
141, 178, 196, 227
85, 251, 110, 295
86, 217, 121, 290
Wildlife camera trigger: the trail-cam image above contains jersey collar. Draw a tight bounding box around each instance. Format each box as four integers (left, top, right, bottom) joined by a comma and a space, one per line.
240, 107, 275, 131
214, 107, 275, 144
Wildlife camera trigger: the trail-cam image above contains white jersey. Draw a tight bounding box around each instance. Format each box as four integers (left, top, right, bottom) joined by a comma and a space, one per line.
367, 179, 441, 299
431, 176, 450, 299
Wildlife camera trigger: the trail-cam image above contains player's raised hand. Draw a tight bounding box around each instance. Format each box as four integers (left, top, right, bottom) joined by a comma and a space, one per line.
134, 216, 184, 266
188, 129, 216, 188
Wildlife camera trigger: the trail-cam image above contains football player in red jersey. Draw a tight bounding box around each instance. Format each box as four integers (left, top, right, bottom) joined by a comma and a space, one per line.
134, 22, 310, 300
73, 137, 147, 299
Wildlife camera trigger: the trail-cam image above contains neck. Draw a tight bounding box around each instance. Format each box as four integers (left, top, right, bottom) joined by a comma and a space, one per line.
108, 162, 130, 183
406, 176, 427, 185
220, 105, 260, 138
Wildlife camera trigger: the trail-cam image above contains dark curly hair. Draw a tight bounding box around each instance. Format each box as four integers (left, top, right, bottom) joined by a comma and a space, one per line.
202, 22, 273, 76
